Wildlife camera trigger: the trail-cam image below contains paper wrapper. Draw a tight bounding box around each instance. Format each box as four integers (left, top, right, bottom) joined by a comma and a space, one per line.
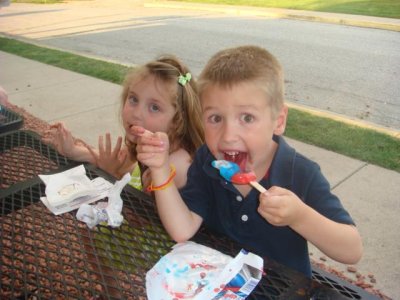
39, 165, 95, 206
146, 241, 263, 300
39, 165, 113, 215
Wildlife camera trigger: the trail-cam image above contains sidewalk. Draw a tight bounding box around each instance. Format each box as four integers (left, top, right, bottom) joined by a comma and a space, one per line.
1, 2, 400, 299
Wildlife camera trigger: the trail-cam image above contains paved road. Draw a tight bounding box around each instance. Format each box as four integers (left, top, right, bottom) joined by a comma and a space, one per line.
1, 1, 399, 131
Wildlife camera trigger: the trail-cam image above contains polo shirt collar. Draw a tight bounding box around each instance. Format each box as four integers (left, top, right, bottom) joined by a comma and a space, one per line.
268, 135, 296, 189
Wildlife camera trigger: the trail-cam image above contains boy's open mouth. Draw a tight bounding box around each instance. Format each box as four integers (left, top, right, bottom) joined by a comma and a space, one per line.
223, 151, 248, 171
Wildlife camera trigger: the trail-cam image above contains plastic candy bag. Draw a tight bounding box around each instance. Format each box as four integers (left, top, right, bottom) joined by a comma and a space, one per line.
76, 172, 131, 228
146, 241, 263, 300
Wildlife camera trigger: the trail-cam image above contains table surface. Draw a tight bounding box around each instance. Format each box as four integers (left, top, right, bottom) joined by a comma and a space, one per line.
0, 129, 378, 300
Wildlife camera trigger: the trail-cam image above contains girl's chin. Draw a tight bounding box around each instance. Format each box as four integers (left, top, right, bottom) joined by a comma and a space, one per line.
125, 133, 137, 144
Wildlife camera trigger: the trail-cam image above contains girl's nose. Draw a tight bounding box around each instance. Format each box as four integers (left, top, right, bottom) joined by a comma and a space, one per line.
130, 105, 143, 121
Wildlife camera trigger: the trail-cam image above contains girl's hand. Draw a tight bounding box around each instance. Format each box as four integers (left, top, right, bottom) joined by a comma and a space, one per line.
132, 126, 170, 170
42, 122, 76, 157
86, 133, 127, 177
257, 186, 306, 227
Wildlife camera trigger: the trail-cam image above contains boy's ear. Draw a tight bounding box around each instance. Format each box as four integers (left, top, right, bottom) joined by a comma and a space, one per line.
273, 105, 288, 136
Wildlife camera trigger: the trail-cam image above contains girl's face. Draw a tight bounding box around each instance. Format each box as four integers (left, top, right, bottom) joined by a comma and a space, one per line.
201, 82, 287, 179
122, 74, 176, 143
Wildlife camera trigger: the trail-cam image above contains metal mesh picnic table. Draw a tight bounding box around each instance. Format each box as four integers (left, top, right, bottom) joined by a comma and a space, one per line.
0, 129, 379, 299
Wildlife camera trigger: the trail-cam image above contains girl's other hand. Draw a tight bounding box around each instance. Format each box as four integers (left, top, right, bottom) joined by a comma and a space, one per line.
86, 133, 127, 178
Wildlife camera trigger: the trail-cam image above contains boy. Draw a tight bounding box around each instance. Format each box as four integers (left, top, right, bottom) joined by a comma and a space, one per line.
134, 45, 362, 276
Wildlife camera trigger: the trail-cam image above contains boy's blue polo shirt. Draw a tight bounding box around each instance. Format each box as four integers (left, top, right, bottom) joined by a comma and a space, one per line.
180, 135, 355, 277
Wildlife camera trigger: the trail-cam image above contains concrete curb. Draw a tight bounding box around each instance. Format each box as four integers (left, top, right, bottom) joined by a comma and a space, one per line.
145, 1, 400, 32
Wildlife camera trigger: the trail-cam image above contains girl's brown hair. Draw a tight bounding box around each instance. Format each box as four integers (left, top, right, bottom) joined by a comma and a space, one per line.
121, 55, 204, 160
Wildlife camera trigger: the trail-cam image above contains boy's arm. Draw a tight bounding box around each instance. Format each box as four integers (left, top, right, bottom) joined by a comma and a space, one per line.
151, 166, 203, 242
258, 187, 363, 264
134, 126, 202, 242
290, 203, 362, 264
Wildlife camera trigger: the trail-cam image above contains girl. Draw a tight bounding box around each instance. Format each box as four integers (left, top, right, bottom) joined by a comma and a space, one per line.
43, 56, 205, 297
43, 55, 204, 191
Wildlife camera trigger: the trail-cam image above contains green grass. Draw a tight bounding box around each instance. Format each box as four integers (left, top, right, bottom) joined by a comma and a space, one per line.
172, 0, 400, 19
0, 36, 399, 172
0, 37, 130, 84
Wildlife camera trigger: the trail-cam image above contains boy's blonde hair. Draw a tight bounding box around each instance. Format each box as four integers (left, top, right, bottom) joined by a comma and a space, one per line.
121, 55, 204, 159
198, 45, 284, 117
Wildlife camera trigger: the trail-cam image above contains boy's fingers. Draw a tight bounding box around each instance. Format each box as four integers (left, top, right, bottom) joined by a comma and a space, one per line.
131, 125, 154, 138
136, 143, 165, 153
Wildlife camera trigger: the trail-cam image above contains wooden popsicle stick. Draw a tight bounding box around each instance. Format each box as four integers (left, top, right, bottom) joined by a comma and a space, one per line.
249, 181, 267, 193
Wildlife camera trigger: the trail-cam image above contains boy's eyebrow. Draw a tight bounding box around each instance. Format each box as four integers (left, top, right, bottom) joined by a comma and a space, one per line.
202, 104, 258, 111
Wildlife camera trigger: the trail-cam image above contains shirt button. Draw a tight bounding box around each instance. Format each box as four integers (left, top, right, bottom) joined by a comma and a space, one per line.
236, 195, 242, 202
241, 215, 248, 222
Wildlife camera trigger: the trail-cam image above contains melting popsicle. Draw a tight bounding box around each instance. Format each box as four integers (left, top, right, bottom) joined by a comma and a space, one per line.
211, 160, 267, 193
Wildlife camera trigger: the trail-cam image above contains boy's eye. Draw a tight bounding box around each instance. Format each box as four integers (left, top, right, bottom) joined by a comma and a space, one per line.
149, 104, 160, 112
209, 115, 222, 123
240, 114, 254, 123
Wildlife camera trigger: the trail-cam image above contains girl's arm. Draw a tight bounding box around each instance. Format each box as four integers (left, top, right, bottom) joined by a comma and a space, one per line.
43, 123, 134, 179
43, 122, 96, 163
258, 187, 363, 264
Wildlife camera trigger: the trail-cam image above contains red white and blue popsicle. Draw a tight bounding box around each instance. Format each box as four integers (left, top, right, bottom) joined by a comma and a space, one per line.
211, 160, 267, 193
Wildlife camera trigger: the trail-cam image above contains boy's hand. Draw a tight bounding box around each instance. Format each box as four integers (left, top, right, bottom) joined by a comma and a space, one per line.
132, 126, 169, 170
257, 186, 306, 227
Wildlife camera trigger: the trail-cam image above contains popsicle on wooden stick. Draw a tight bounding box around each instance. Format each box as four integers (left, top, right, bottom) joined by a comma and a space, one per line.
211, 160, 267, 193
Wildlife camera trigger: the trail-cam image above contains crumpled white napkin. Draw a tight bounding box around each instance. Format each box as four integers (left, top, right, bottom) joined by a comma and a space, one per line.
76, 172, 131, 228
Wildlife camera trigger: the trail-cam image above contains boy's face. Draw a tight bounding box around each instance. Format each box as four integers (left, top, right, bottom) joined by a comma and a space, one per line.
201, 82, 287, 177
122, 74, 176, 143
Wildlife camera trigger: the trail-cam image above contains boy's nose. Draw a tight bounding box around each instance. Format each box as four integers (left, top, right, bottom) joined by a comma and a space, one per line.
221, 122, 238, 143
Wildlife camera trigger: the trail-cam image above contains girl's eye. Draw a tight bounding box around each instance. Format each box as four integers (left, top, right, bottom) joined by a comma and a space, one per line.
241, 114, 254, 123
208, 115, 222, 124
149, 104, 160, 112
128, 95, 138, 104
